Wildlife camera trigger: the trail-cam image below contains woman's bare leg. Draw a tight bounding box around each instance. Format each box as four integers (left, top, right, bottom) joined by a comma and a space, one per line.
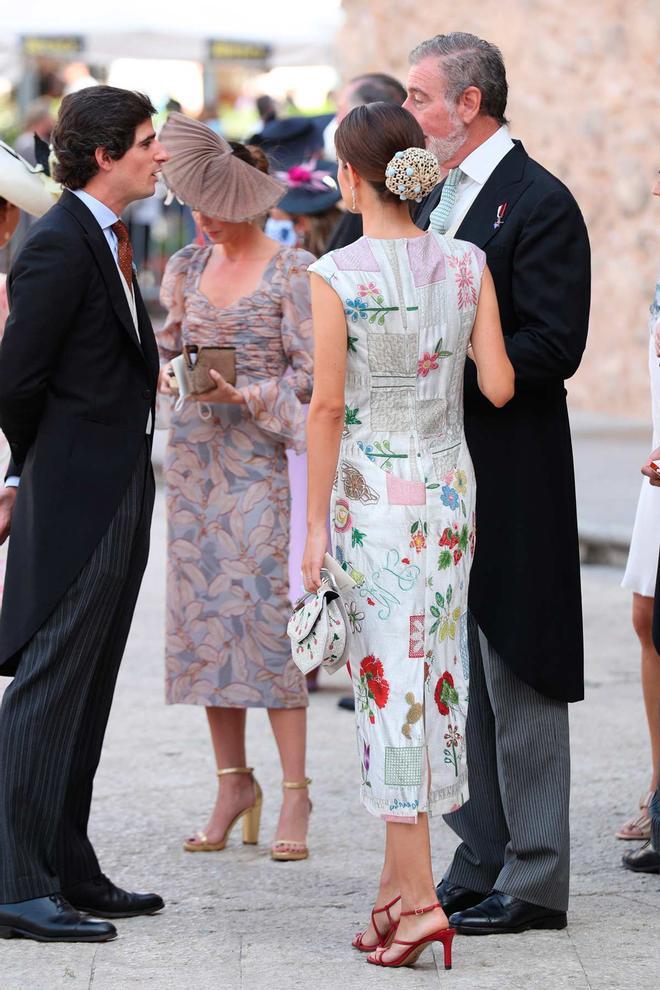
371, 815, 449, 964
185, 706, 256, 846
268, 707, 310, 844
632, 594, 660, 790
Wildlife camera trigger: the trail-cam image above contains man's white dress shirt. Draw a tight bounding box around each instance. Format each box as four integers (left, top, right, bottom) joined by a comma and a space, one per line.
445, 125, 514, 237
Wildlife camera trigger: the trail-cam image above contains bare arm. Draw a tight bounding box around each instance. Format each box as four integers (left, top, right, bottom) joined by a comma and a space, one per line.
470, 265, 515, 407
301, 274, 347, 593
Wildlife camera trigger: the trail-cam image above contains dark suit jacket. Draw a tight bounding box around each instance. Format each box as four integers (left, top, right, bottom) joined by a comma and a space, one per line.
416, 142, 591, 702
0, 189, 159, 676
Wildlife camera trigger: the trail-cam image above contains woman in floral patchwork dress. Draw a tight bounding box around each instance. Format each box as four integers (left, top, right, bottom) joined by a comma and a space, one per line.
302, 104, 513, 968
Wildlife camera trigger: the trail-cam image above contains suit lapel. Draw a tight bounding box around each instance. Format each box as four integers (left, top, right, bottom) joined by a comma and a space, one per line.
456, 141, 531, 248
60, 190, 144, 357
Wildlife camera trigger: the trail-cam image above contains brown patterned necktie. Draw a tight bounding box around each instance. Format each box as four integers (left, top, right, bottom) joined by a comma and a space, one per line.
110, 220, 134, 287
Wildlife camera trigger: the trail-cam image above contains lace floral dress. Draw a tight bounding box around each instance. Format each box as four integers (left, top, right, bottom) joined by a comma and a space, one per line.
309, 231, 485, 820
158, 243, 314, 708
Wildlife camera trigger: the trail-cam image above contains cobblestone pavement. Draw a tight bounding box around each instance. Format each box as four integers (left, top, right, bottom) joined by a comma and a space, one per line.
1, 482, 659, 990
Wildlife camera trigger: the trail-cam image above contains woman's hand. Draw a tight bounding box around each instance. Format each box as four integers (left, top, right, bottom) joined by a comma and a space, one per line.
158, 362, 176, 395
642, 446, 660, 487
302, 525, 328, 593
194, 368, 245, 405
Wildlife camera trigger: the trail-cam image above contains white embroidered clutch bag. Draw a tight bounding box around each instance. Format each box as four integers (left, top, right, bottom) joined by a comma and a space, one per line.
287, 554, 357, 676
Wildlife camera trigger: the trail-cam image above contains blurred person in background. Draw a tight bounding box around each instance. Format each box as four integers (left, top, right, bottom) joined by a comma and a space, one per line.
325, 73, 407, 255
618, 170, 660, 843
157, 114, 315, 862
13, 99, 55, 166
267, 159, 341, 256
622, 445, 660, 875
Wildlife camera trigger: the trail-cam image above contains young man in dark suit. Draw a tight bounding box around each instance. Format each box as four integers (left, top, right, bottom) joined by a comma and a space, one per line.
406, 33, 591, 933
0, 86, 168, 942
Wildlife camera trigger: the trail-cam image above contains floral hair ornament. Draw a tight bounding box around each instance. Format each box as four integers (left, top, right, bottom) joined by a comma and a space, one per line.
275, 160, 337, 193
384, 147, 440, 203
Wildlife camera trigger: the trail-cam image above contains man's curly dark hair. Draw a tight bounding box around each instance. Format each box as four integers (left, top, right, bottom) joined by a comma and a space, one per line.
52, 86, 156, 190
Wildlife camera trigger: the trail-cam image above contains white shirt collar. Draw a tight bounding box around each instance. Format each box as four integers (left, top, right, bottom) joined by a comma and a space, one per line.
71, 188, 119, 232
459, 125, 514, 186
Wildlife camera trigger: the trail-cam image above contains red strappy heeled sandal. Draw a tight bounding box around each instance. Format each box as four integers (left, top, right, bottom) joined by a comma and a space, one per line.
352, 894, 401, 952
367, 902, 455, 969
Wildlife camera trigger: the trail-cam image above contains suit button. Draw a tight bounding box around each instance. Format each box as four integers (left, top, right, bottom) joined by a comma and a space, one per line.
142, 388, 152, 400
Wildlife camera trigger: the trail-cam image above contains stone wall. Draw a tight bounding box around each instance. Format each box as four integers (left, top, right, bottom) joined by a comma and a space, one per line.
337, 0, 659, 417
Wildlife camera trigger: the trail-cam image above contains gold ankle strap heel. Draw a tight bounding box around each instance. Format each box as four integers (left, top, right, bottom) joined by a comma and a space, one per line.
271, 778, 312, 862
183, 767, 262, 853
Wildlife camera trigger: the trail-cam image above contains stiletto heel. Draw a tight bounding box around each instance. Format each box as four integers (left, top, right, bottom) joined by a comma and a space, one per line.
270, 778, 312, 861
352, 895, 401, 951
183, 767, 262, 852
442, 928, 455, 970
367, 902, 456, 969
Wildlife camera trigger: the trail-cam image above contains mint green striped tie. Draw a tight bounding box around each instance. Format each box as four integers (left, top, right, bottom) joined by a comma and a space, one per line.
429, 167, 462, 234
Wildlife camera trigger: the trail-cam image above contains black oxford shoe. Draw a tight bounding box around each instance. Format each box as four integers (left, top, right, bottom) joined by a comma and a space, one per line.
0, 893, 117, 942
63, 874, 164, 919
450, 890, 567, 935
436, 879, 485, 916
622, 841, 660, 874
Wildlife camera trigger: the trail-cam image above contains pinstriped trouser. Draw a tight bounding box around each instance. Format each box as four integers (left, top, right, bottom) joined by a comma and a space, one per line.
442, 614, 571, 912
0, 441, 154, 903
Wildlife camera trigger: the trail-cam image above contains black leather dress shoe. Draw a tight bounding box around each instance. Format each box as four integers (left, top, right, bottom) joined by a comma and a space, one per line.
63, 874, 164, 919
622, 841, 660, 874
0, 893, 117, 942
436, 879, 485, 916
450, 891, 567, 935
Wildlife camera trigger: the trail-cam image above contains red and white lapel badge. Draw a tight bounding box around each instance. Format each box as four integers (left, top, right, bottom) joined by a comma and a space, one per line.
493, 202, 508, 230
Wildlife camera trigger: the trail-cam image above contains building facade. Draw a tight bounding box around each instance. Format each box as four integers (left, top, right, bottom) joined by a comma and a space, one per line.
338, 0, 659, 417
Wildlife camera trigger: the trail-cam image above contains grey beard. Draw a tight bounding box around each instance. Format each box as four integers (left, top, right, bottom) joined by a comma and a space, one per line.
426, 123, 468, 168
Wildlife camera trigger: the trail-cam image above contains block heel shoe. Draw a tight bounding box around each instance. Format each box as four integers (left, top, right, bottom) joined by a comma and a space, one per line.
184, 766, 262, 852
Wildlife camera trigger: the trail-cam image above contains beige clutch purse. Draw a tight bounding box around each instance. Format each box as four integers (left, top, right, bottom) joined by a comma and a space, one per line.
184, 344, 236, 394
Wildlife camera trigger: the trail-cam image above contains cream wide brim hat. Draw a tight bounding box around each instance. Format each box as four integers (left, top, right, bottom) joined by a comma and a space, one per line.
160, 113, 285, 223
0, 140, 60, 217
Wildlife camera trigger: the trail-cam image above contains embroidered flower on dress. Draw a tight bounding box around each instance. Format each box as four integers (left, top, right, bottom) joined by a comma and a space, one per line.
359, 654, 390, 722
441, 485, 459, 510
357, 282, 381, 299
345, 298, 369, 322
434, 670, 458, 715
347, 600, 365, 633
410, 530, 427, 554
453, 470, 468, 495
417, 352, 439, 377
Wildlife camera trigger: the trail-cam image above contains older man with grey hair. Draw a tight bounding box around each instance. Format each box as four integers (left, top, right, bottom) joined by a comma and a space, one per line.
406, 32, 591, 935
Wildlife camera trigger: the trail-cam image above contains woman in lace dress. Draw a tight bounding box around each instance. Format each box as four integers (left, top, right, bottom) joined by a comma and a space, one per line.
158, 114, 315, 861
302, 104, 513, 967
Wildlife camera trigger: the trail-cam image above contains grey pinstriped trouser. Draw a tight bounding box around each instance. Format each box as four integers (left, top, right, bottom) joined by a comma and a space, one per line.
442, 614, 571, 912
0, 442, 153, 903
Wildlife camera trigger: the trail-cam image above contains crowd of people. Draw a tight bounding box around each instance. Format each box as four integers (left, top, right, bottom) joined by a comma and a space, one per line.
0, 28, 657, 970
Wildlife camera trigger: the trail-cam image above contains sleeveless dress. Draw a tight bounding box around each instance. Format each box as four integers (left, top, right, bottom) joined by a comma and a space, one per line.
622, 276, 660, 597
309, 231, 485, 820
157, 243, 314, 708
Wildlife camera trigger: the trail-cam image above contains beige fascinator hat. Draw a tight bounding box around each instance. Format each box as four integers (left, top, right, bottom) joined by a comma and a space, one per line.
160, 112, 285, 222
0, 139, 60, 217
